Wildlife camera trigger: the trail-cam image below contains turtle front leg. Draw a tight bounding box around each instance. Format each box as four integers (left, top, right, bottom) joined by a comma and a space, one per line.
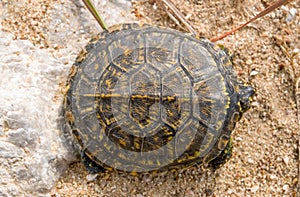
81, 151, 105, 174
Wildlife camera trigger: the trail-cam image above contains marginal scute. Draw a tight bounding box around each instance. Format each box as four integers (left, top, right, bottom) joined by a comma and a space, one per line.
64, 23, 254, 173
227, 111, 240, 131
217, 134, 230, 150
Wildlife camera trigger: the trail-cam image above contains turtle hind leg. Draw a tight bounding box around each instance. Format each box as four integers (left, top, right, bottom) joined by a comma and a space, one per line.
208, 137, 233, 170
81, 151, 105, 174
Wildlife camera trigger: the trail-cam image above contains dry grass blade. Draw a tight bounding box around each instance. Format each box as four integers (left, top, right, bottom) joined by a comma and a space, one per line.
159, 0, 197, 36
210, 0, 292, 42
82, 0, 108, 30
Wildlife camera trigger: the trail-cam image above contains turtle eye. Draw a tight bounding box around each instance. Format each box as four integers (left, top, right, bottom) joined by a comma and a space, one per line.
238, 85, 255, 112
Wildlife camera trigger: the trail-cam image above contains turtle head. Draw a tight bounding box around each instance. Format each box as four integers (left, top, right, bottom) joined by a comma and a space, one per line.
238, 84, 255, 113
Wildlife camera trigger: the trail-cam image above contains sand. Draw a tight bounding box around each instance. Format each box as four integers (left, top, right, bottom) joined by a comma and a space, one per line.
1, 0, 299, 196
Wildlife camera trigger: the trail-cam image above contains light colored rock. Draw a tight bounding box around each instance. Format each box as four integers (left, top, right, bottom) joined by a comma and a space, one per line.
0, 28, 75, 196
0, 0, 133, 196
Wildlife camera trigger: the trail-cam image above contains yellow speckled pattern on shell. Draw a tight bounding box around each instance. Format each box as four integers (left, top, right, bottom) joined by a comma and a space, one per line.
64, 23, 254, 173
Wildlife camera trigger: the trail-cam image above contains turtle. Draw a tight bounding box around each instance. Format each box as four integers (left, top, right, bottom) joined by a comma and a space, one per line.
64, 23, 255, 174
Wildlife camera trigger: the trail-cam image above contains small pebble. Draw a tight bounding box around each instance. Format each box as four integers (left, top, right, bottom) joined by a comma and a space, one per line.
283, 156, 289, 165
282, 184, 289, 191
251, 185, 259, 193
247, 157, 254, 164
250, 70, 258, 76
269, 174, 277, 180
286, 8, 297, 22
86, 173, 99, 182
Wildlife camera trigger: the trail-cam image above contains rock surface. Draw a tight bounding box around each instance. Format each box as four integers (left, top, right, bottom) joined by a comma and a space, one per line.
0, 0, 132, 196
0, 27, 71, 196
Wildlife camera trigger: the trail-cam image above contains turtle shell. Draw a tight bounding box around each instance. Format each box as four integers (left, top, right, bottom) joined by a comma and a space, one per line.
64, 23, 254, 173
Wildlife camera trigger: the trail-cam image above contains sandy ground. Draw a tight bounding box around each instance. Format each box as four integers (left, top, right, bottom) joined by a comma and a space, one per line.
2, 0, 300, 196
